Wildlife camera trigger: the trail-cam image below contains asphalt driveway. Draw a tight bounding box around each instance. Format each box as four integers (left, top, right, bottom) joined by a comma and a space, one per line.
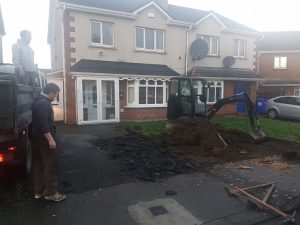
0, 123, 300, 225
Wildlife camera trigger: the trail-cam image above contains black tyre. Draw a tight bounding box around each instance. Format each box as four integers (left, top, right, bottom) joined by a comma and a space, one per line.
268, 109, 278, 119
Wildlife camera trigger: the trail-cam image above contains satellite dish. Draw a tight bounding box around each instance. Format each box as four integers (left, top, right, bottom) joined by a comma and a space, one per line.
223, 56, 236, 68
190, 39, 208, 61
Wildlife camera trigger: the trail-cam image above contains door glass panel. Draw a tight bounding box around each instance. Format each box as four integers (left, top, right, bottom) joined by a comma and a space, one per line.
82, 80, 98, 121
102, 81, 116, 120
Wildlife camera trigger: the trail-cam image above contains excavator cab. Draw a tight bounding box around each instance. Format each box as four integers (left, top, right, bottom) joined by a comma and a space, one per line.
167, 77, 266, 142
167, 77, 208, 120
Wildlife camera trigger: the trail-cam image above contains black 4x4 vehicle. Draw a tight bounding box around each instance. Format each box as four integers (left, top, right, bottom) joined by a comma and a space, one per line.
0, 64, 42, 175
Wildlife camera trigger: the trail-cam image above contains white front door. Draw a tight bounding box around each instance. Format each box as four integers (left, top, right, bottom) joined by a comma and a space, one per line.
77, 78, 120, 124
46, 78, 64, 121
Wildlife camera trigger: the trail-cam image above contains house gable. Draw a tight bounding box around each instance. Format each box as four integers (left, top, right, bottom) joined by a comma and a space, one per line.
133, 1, 172, 21
196, 12, 225, 30
134, 4, 170, 28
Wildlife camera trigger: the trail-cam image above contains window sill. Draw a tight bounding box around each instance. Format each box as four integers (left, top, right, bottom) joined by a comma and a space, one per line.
273, 68, 287, 70
206, 55, 221, 58
125, 104, 167, 108
89, 45, 116, 50
233, 56, 247, 60
135, 49, 167, 54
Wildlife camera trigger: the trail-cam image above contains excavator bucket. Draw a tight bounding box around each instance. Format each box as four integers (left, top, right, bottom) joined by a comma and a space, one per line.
249, 129, 267, 142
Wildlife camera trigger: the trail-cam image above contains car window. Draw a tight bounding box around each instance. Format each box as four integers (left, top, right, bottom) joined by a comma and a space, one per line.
274, 97, 293, 104
293, 98, 300, 106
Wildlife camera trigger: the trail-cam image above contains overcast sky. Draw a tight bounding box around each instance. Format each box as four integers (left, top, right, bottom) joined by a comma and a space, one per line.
1, 0, 300, 69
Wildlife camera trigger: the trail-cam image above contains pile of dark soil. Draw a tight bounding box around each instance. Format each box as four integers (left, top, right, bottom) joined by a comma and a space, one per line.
95, 132, 198, 182
166, 117, 299, 168
169, 117, 223, 150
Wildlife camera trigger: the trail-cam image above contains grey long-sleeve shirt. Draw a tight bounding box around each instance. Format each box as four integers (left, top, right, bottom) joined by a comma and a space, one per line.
12, 39, 35, 72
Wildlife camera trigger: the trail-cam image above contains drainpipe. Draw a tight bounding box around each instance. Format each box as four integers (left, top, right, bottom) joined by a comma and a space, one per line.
185, 24, 192, 76
60, 2, 68, 124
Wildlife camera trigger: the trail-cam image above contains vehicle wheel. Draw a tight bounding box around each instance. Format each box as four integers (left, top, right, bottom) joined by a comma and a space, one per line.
26, 141, 32, 175
268, 109, 278, 119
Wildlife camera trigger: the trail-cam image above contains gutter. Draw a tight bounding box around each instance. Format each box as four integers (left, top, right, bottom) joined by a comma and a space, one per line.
199, 76, 263, 82
61, 3, 137, 20
69, 72, 176, 80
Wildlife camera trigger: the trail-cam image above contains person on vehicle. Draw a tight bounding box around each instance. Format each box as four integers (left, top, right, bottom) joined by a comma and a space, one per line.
31, 83, 66, 202
12, 30, 36, 85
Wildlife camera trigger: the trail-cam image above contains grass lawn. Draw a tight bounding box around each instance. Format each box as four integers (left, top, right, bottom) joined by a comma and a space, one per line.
123, 117, 300, 142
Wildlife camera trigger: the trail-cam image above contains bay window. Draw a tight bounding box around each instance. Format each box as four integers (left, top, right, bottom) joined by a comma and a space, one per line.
207, 81, 224, 103
127, 80, 168, 106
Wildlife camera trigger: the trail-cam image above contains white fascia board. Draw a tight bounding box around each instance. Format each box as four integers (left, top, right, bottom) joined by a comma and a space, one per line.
133, 1, 172, 20
196, 12, 226, 29
70, 72, 174, 80
222, 28, 262, 37
61, 3, 137, 20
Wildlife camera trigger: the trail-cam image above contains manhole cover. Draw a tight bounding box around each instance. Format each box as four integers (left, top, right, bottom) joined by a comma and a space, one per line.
149, 205, 168, 216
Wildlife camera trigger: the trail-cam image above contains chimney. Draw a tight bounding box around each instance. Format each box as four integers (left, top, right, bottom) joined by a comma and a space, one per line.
155, 0, 168, 9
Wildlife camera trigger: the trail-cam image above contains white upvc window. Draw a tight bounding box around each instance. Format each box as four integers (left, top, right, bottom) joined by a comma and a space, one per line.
197, 35, 220, 56
207, 81, 224, 104
234, 39, 246, 58
274, 56, 287, 69
294, 87, 300, 96
136, 27, 165, 52
127, 80, 168, 107
90, 21, 114, 46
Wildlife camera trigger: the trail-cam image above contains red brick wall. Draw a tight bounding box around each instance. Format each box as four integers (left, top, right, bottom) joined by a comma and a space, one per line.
119, 80, 258, 120
285, 87, 295, 96
119, 80, 167, 121
63, 10, 77, 124
259, 53, 300, 79
208, 81, 258, 116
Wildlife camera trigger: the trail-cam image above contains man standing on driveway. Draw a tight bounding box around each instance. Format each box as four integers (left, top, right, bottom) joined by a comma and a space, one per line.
12, 30, 35, 85
31, 83, 66, 202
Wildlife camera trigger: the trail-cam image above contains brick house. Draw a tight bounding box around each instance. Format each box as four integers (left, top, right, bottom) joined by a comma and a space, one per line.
0, 5, 5, 63
257, 31, 300, 99
48, 0, 261, 124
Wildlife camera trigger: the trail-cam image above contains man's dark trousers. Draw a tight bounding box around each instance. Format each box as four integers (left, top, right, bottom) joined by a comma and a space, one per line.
31, 137, 58, 196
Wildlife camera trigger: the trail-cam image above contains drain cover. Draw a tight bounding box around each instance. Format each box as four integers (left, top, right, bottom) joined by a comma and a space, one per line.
149, 205, 168, 216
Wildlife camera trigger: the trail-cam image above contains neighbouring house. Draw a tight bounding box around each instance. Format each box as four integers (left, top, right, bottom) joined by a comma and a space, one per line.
48, 0, 262, 124
0, 5, 6, 63
257, 31, 300, 99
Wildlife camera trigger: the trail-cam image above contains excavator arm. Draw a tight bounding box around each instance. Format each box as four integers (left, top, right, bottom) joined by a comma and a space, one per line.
206, 93, 266, 141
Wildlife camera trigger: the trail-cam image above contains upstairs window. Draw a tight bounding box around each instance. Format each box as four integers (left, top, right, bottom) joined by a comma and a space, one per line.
274, 56, 287, 69
136, 27, 164, 52
234, 39, 246, 58
91, 21, 114, 46
197, 35, 220, 56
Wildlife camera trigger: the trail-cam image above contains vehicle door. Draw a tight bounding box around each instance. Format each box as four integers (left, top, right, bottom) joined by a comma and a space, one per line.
273, 97, 293, 117
289, 97, 300, 118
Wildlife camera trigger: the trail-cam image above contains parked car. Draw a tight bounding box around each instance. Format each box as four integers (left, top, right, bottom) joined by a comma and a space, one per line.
266, 96, 300, 119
